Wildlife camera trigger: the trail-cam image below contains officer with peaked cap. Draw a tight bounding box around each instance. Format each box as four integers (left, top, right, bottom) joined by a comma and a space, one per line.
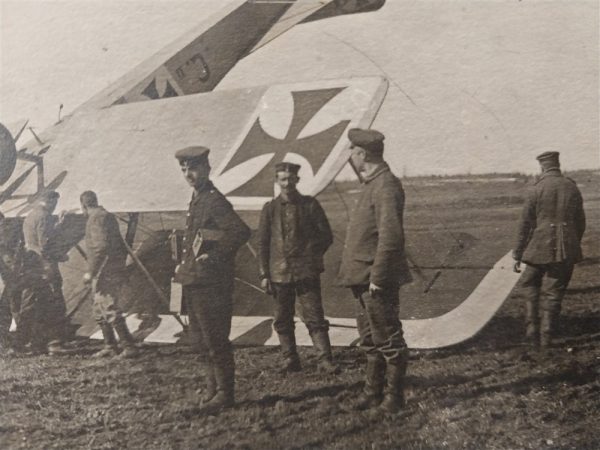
257, 161, 338, 374
173, 145, 250, 414
338, 128, 412, 414
513, 151, 586, 347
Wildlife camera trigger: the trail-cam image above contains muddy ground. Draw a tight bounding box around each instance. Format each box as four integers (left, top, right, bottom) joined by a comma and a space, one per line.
1, 171, 599, 449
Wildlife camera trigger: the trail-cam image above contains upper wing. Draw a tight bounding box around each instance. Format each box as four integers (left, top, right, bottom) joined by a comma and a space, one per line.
0, 77, 387, 216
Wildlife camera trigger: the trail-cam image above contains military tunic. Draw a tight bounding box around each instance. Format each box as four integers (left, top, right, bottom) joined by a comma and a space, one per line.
513, 169, 586, 342
338, 162, 411, 364
84, 206, 129, 325
257, 193, 333, 338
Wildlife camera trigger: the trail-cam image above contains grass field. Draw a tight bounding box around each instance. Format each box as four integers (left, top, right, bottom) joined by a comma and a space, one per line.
1, 170, 598, 449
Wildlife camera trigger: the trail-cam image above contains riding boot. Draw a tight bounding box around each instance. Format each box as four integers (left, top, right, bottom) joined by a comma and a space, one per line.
197, 353, 234, 414
540, 310, 557, 348
378, 354, 408, 414
524, 300, 540, 346
113, 318, 139, 358
311, 330, 340, 374
278, 333, 301, 372
354, 354, 386, 410
92, 322, 118, 358
197, 361, 217, 403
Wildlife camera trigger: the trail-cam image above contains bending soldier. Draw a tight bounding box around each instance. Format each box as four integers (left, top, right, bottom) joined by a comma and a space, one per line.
257, 162, 338, 374
173, 146, 250, 414
338, 128, 412, 414
513, 151, 586, 347
80, 191, 139, 358
19, 191, 69, 355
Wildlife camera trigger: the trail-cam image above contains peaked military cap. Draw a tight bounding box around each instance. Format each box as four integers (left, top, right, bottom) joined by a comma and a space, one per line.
536, 151, 560, 162
536, 151, 560, 168
275, 162, 301, 175
174, 146, 210, 164
348, 128, 385, 154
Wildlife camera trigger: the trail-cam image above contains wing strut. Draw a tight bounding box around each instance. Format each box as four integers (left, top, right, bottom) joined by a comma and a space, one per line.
120, 229, 187, 331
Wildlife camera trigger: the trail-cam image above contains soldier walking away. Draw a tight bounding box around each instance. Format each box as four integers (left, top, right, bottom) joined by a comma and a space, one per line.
173, 146, 250, 414
18, 191, 69, 355
80, 191, 139, 359
512, 152, 586, 348
338, 128, 413, 415
257, 162, 339, 374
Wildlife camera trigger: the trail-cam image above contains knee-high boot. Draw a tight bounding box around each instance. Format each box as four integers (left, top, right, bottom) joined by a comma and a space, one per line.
93, 322, 118, 358
113, 318, 139, 358
278, 333, 301, 372
354, 354, 386, 410
378, 352, 408, 414
311, 330, 340, 374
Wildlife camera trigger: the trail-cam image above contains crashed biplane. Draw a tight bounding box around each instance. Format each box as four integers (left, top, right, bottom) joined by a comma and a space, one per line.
0, 0, 522, 349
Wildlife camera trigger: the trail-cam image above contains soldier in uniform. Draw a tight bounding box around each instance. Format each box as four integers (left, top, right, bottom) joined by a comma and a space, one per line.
19, 191, 69, 354
0, 212, 21, 354
173, 146, 250, 414
257, 162, 338, 373
338, 128, 412, 414
80, 190, 139, 358
513, 151, 586, 347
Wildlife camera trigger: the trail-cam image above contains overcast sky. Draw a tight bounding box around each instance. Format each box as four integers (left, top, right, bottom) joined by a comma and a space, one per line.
1, 0, 598, 176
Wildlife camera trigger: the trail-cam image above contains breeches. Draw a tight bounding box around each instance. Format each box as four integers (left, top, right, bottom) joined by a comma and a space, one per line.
19, 277, 63, 345
184, 282, 234, 366
351, 285, 407, 364
271, 278, 329, 336
519, 263, 574, 314
93, 277, 125, 325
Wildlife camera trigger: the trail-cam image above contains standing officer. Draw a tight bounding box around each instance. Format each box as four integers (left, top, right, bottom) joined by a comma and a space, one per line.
80, 190, 139, 358
174, 146, 250, 414
257, 162, 338, 373
513, 152, 586, 347
338, 128, 412, 414
19, 191, 69, 354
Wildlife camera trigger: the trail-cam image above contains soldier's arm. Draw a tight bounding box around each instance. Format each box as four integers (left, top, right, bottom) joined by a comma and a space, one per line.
513, 187, 537, 261
85, 214, 109, 277
257, 202, 271, 280
208, 196, 251, 261
311, 199, 333, 255
575, 191, 586, 242
371, 182, 405, 286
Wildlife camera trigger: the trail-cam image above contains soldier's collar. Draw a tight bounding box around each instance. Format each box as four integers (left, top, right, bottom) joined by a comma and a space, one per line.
362, 162, 390, 183
278, 190, 301, 204
539, 168, 562, 180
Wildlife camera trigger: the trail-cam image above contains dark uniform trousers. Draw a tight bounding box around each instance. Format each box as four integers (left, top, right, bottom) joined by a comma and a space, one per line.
184, 281, 235, 391
18, 253, 65, 348
271, 278, 329, 355
351, 284, 407, 365
519, 262, 574, 339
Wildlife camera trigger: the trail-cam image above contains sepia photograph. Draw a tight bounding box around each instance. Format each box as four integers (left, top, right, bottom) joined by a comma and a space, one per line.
0, 0, 598, 448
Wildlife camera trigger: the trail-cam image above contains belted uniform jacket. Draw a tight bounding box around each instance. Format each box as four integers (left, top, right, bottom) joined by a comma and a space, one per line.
257, 193, 333, 283
338, 163, 412, 288
175, 181, 250, 286
513, 169, 585, 265
84, 206, 128, 280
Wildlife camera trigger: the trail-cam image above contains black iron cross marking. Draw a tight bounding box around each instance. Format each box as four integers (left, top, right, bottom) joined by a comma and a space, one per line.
222, 87, 350, 198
